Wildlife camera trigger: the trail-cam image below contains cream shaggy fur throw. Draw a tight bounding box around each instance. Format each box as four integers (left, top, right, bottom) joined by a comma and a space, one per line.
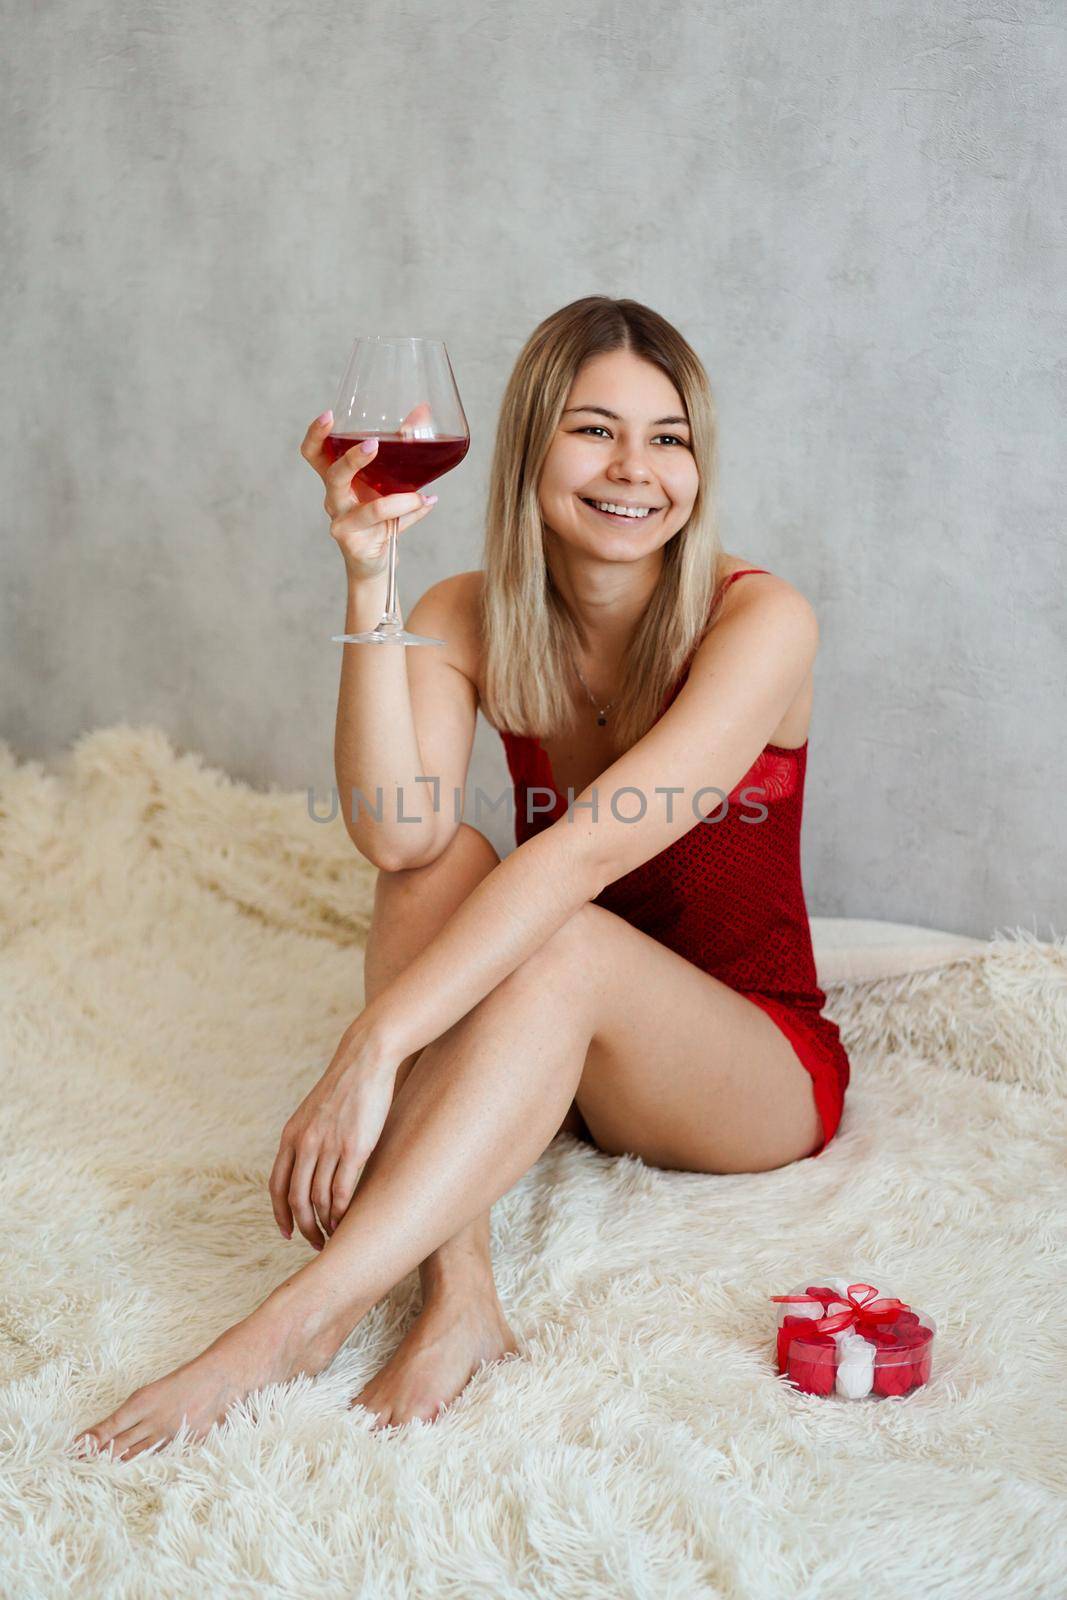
2, 724, 1065, 1599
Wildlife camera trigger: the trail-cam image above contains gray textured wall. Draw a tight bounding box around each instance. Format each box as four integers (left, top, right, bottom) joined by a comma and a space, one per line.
4, 3, 1064, 939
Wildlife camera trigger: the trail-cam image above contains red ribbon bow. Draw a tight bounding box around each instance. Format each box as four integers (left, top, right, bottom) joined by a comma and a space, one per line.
770, 1282, 910, 1337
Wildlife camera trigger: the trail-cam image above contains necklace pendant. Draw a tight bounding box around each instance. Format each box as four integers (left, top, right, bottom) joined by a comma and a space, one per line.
596, 713, 607, 726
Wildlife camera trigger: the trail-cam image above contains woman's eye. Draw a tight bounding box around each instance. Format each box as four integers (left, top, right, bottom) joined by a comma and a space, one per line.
577, 426, 687, 446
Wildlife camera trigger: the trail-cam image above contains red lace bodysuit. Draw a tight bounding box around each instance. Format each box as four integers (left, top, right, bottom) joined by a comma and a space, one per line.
497, 568, 850, 1156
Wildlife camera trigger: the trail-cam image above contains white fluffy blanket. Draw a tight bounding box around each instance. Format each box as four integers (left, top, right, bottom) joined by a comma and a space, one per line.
1, 725, 1065, 1598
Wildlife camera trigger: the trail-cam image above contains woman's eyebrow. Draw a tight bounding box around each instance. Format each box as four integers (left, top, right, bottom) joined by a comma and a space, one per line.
562, 405, 690, 427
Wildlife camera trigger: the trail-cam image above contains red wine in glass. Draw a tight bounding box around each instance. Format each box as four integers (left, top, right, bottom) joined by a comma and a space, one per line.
325, 336, 470, 647
322, 433, 470, 497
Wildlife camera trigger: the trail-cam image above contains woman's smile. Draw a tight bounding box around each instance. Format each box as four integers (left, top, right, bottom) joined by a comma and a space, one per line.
578, 495, 666, 525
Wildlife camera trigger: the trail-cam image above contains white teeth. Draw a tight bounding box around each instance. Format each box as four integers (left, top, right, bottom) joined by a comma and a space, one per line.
588, 500, 654, 519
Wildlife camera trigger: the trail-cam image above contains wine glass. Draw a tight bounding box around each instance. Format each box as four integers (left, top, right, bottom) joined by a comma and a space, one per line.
325, 335, 470, 646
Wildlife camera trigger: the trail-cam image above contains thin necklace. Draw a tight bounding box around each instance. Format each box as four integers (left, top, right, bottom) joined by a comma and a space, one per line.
572, 659, 616, 727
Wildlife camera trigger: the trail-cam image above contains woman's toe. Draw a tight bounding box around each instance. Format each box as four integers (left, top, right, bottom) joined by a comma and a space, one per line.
355, 1395, 394, 1430
74, 1426, 119, 1459
119, 1430, 163, 1462
77, 1393, 147, 1455
108, 1424, 153, 1460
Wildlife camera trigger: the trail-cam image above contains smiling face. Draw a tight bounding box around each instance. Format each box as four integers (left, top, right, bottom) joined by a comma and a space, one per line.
537, 348, 700, 562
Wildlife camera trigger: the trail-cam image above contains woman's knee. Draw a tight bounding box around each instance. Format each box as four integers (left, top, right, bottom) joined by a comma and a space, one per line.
365, 826, 502, 985
437, 822, 503, 877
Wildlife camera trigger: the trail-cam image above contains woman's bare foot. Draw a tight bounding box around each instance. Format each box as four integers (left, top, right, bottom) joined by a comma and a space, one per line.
71, 1270, 353, 1463
350, 1291, 519, 1429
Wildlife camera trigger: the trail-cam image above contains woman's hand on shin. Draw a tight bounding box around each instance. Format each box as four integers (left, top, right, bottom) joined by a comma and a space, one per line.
269, 1022, 398, 1251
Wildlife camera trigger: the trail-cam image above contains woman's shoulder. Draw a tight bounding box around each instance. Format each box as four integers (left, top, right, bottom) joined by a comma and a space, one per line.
407, 568, 488, 696
697, 558, 818, 748
447, 568, 487, 649
714, 555, 815, 615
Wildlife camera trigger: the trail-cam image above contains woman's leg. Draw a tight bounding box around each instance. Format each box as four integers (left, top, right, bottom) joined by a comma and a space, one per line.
72, 826, 594, 1460
343, 825, 590, 1429
75, 903, 602, 1460
75, 857, 819, 1459
353, 824, 589, 1302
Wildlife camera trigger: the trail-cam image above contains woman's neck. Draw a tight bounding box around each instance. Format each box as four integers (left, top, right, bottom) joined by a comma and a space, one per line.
546, 542, 664, 662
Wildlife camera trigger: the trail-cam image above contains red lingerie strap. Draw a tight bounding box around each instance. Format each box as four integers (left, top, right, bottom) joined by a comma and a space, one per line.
721, 566, 770, 590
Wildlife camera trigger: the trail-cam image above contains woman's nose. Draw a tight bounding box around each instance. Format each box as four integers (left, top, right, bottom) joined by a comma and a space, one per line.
608, 452, 652, 481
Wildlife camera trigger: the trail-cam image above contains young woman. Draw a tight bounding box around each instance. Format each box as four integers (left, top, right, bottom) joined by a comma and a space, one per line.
74, 296, 849, 1459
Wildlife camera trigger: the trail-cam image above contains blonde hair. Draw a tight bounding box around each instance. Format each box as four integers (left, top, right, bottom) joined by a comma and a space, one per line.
479, 295, 727, 752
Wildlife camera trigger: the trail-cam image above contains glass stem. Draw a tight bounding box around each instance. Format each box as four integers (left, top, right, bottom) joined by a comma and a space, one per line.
380, 517, 402, 631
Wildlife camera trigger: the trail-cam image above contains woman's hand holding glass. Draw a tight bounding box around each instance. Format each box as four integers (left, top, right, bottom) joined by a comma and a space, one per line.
300, 410, 437, 585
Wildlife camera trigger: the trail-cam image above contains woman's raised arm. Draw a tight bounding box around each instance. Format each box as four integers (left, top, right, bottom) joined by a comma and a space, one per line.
299, 410, 474, 870
336, 573, 481, 871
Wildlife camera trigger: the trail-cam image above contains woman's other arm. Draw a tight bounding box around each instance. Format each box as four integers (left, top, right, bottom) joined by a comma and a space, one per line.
352, 577, 818, 1067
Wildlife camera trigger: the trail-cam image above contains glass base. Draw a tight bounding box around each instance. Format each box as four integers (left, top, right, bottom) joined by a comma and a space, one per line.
331, 625, 444, 646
